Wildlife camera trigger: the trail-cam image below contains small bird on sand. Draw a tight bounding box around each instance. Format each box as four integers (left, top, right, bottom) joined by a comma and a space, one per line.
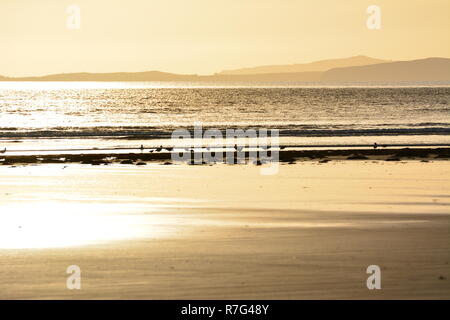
0, 148, 6, 154
140, 145, 144, 152
373, 143, 378, 149
234, 144, 244, 152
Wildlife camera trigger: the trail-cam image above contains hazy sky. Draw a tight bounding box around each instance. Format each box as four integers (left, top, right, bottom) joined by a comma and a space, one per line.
2, 0, 450, 76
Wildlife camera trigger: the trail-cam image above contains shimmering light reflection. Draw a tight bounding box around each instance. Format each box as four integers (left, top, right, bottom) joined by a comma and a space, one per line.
0, 201, 182, 249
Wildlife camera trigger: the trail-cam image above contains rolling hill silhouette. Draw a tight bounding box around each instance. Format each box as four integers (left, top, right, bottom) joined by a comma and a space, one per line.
218, 55, 388, 75
1, 57, 449, 83
321, 57, 450, 82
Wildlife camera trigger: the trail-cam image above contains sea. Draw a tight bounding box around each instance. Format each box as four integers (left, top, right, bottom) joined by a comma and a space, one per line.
0, 81, 449, 154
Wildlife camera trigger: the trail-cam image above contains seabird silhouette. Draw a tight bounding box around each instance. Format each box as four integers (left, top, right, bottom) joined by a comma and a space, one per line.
373, 143, 378, 149
0, 148, 6, 154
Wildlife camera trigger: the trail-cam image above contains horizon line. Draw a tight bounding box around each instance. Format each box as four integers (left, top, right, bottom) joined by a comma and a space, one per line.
3, 55, 450, 79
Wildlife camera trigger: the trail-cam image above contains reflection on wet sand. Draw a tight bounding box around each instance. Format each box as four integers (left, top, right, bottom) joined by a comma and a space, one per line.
0, 162, 449, 299
0, 198, 195, 249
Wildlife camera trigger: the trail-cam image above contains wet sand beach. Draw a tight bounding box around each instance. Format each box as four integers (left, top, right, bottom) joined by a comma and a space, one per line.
0, 160, 449, 299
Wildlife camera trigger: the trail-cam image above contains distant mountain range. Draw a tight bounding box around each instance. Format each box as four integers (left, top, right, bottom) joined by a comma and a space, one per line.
321, 57, 450, 82
1, 57, 449, 83
218, 55, 389, 75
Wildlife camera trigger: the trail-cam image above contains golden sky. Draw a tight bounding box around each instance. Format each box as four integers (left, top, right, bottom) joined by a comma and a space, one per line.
2, 0, 450, 76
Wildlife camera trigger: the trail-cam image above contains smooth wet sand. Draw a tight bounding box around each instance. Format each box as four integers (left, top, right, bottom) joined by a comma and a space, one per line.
0, 161, 449, 299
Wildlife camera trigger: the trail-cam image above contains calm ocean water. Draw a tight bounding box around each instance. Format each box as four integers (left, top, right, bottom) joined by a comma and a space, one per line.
1, 82, 449, 150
